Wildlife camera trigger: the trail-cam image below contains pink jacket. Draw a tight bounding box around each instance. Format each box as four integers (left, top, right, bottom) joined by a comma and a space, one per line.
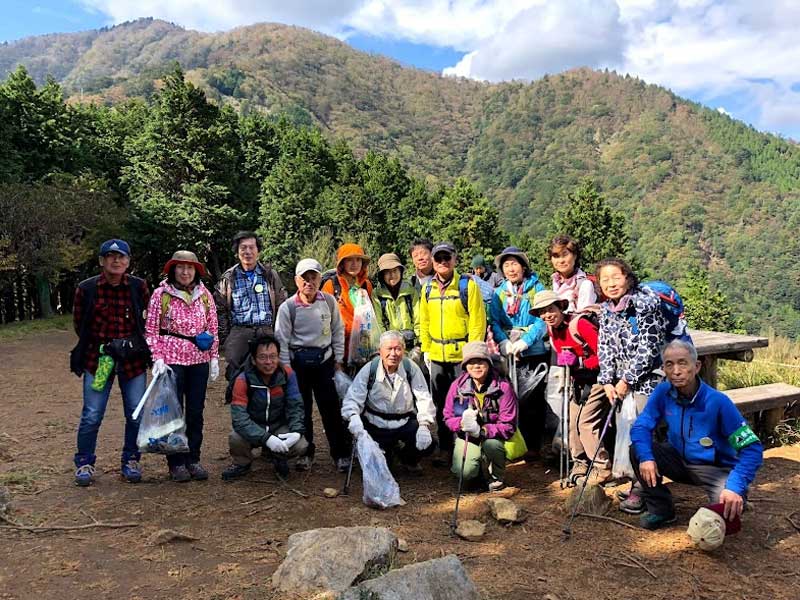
443, 370, 517, 441
145, 281, 219, 366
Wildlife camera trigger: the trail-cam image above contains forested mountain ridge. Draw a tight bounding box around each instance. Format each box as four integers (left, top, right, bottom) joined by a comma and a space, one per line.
2, 18, 799, 336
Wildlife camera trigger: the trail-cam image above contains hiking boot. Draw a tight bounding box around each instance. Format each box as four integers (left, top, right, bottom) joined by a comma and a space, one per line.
274, 458, 290, 480
295, 455, 313, 471
187, 462, 208, 481
619, 491, 645, 514
221, 463, 251, 481
488, 480, 506, 492
336, 457, 352, 473
431, 449, 451, 468
569, 460, 589, 483
121, 460, 142, 483
169, 464, 191, 483
74, 464, 96, 487
639, 512, 677, 530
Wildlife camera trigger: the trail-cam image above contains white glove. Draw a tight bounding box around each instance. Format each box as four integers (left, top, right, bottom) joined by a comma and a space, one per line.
461, 420, 480, 436
510, 339, 528, 357
208, 358, 219, 382
152, 359, 167, 377
277, 432, 301, 448
265, 435, 289, 454
499, 340, 512, 356
348, 414, 365, 437
460, 408, 478, 429
415, 426, 432, 451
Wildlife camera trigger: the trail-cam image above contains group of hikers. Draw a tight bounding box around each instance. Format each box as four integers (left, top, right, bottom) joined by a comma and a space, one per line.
69, 231, 763, 534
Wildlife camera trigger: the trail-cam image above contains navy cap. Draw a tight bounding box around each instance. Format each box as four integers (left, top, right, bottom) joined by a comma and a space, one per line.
99, 239, 131, 257
431, 242, 456, 256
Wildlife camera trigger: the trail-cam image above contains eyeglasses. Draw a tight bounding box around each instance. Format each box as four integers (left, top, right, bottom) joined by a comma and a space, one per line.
256, 353, 279, 361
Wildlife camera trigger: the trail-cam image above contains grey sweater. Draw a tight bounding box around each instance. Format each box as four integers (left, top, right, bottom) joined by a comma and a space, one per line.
275, 292, 345, 364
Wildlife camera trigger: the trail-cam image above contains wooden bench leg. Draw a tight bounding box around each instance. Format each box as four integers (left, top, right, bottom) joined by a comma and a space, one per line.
763, 407, 784, 436
700, 357, 718, 389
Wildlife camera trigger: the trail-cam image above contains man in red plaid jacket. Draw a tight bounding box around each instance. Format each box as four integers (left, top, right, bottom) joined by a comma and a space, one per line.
70, 239, 150, 487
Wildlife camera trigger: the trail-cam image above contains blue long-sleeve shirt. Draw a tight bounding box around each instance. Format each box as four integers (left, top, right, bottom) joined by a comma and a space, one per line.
490, 275, 547, 356
631, 379, 763, 496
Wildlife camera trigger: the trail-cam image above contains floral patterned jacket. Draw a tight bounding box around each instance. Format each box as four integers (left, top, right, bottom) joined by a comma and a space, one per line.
597, 286, 666, 395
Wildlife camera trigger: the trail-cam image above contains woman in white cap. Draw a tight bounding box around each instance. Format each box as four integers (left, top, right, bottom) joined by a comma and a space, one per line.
145, 250, 219, 482
373, 253, 418, 351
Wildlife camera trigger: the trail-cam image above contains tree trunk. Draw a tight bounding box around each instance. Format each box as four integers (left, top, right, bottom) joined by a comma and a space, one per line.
35, 274, 53, 318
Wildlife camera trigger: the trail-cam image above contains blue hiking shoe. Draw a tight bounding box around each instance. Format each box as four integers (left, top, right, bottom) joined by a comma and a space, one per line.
74, 464, 96, 487
639, 512, 677, 530
121, 460, 142, 483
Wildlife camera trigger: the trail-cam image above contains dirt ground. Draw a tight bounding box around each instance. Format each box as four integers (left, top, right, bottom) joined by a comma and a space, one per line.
1, 330, 799, 600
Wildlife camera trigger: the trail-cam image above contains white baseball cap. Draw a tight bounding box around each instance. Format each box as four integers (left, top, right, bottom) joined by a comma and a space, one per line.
687, 507, 726, 551
295, 258, 323, 276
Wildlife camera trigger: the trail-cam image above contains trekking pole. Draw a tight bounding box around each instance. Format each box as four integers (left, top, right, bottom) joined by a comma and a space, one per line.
562, 407, 616, 540
560, 365, 571, 489
342, 436, 358, 496
508, 355, 518, 397
450, 433, 471, 534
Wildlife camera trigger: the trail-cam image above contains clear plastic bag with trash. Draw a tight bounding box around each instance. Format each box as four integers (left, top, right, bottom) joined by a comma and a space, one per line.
612, 393, 637, 480
135, 368, 189, 455
334, 370, 353, 401
356, 432, 402, 509
348, 289, 382, 367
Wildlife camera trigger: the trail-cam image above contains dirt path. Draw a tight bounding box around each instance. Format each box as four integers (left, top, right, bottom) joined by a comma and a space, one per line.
1, 331, 798, 599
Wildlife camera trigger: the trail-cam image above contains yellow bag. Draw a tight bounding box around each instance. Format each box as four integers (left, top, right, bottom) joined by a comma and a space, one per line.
504, 428, 528, 461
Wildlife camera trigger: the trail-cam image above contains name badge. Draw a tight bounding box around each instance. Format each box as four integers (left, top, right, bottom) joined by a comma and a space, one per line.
254, 283, 264, 293
699, 437, 714, 448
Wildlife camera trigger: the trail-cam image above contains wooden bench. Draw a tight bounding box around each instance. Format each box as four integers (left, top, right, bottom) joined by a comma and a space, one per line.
725, 383, 800, 433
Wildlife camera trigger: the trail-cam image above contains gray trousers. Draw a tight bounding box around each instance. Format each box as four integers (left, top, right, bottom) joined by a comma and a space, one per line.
229, 426, 309, 466
223, 325, 274, 380
631, 442, 732, 516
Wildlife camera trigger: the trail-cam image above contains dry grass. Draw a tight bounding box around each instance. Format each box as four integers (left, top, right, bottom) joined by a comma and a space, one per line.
719, 330, 800, 390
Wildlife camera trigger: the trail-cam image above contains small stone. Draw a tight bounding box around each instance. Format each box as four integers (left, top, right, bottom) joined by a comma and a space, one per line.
323, 487, 339, 498
543, 594, 561, 600
147, 529, 199, 545
564, 484, 611, 516
455, 520, 486, 541
486, 497, 526, 524
397, 538, 409, 552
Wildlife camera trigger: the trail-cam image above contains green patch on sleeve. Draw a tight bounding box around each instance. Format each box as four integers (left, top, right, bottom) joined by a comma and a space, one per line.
728, 424, 759, 451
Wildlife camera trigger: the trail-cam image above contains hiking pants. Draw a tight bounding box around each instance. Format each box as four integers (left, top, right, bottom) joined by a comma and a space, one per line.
430, 361, 462, 453
631, 442, 732, 517
569, 379, 610, 466
75, 369, 144, 467
364, 417, 435, 467
223, 324, 273, 380
166, 362, 209, 468
292, 357, 352, 461
229, 426, 309, 466
452, 437, 506, 484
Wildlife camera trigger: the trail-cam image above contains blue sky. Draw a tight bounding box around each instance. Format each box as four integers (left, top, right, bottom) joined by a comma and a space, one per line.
3, 1, 799, 140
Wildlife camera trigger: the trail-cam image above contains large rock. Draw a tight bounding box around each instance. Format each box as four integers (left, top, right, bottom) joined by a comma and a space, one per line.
455, 520, 486, 541
272, 526, 397, 596
486, 497, 526, 524
564, 484, 612, 516
339, 555, 480, 600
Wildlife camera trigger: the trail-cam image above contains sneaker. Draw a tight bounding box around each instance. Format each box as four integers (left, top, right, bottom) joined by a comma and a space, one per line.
121, 460, 142, 483
187, 462, 208, 481
274, 458, 290, 480
295, 455, 313, 472
639, 512, 677, 530
619, 491, 645, 515
169, 464, 191, 483
336, 457, 352, 473
488, 480, 506, 492
569, 460, 589, 483
221, 463, 251, 481
74, 464, 96, 487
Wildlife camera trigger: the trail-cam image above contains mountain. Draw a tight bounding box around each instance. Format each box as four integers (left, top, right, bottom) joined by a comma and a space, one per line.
2, 18, 799, 336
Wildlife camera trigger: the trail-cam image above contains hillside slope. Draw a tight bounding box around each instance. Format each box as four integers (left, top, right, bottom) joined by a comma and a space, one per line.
2, 19, 799, 335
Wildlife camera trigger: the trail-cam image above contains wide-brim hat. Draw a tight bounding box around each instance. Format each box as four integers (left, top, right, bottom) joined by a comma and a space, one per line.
335, 243, 370, 269
377, 253, 404, 274
529, 290, 568, 314
461, 341, 492, 367
495, 246, 530, 272
162, 250, 207, 277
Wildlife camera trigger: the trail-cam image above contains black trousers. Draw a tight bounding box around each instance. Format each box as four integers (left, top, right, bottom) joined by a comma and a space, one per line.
364, 417, 435, 466
292, 358, 351, 461
166, 362, 209, 467
430, 361, 462, 453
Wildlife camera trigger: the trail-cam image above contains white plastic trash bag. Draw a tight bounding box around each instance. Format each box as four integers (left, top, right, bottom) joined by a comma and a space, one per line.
136, 369, 189, 455
612, 393, 637, 480
356, 432, 402, 509
334, 370, 353, 401
545, 366, 567, 449
348, 289, 381, 367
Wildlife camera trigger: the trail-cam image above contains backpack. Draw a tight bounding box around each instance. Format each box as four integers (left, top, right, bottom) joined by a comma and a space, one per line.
69, 275, 149, 376
362, 356, 418, 419
641, 280, 692, 344
224, 363, 290, 404
320, 269, 341, 300
378, 293, 414, 331
566, 308, 601, 356
285, 292, 338, 327
424, 273, 471, 314
160, 290, 210, 320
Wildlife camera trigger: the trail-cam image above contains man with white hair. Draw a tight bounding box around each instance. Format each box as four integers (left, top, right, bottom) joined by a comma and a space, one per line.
342, 331, 436, 474
629, 340, 764, 530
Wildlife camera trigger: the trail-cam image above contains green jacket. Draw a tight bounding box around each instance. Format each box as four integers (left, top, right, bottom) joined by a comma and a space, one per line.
373, 282, 419, 340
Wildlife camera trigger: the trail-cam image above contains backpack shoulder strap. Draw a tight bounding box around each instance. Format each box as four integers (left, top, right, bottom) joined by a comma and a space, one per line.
458, 274, 470, 314
403, 294, 413, 322
424, 280, 433, 303
365, 356, 381, 396
568, 315, 591, 355
378, 296, 390, 330
402, 357, 417, 405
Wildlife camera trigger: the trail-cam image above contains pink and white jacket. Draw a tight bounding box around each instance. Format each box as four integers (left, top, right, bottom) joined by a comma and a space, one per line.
145, 281, 219, 366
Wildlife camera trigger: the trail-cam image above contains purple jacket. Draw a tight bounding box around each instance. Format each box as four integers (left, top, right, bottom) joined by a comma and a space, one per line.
443, 370, 517, 441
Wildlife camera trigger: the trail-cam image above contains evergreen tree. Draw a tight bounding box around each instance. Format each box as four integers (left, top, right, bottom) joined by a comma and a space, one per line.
680, 268, 744, 333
